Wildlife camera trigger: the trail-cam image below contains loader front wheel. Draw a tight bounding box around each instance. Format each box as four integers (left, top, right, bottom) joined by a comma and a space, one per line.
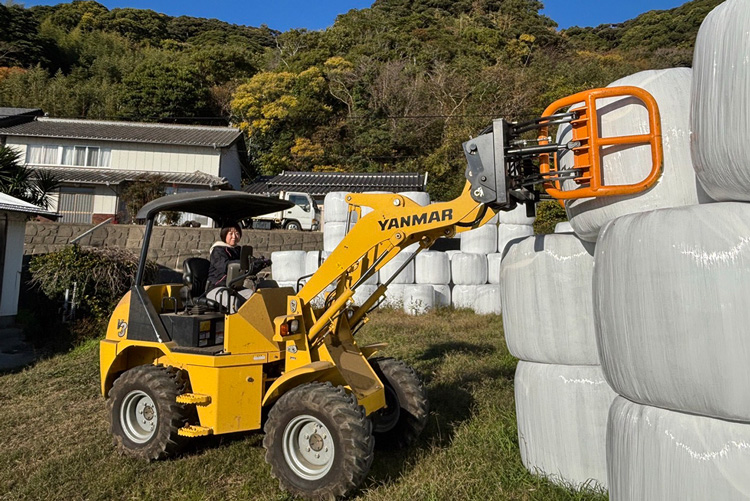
370, 357, 429, 449
263, 382, 374, 499
107, 364, 190, 460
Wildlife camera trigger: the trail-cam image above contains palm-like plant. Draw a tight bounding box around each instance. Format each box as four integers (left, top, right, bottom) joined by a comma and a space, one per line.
0, 145, 59, 209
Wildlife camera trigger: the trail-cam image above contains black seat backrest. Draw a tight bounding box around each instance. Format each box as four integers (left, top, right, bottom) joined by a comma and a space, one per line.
183, 257, 210, 297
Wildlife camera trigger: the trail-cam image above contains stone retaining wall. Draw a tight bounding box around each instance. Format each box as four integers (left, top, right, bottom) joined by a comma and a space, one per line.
24, 222, 323, 270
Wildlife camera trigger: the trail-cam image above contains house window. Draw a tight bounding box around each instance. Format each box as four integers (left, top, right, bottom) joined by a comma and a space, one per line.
26, 144, 111, 167
58, 187, 94, 223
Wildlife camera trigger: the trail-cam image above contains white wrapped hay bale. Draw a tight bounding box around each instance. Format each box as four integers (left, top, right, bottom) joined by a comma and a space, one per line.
271, 250, 306, 283
691, 0, 750, 202
502, 234, 598, 365
559, 68, 711, 242
323, 191, 355, 223
381, 283, 405, 308
487, 253, 503, 284
554, 221, 573, 233
515, 361, 615, 489
444, 249, 461, 261
415, 251, 450, 285
403, 284, 435, 315
595, 203, 750, 421
451, 252, 488, 285
473, 284, 501, 315
398, 191, 430, 206
323, 221, 347, 252
498, 204, 535, 225
433, 284, 451, 307
498, 224, 534, 256
379, 252, 415, 284
608, 397, 750, 500
305, 250, 323, 276
452, 284, 478, 309
460, 224, 498, 255
353, 284, 379, 307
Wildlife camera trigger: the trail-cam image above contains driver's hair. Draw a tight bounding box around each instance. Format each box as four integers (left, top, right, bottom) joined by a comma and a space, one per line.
220, 224, 242, 243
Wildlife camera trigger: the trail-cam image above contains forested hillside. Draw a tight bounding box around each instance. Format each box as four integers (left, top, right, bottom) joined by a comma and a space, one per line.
0, 0, 722, 199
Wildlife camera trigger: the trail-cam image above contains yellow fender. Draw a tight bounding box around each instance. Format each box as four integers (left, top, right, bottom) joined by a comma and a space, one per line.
262, 361, 340, 407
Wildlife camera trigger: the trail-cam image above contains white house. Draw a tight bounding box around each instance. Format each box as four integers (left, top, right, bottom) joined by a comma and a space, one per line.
0, 111, 248, 225
0, 193, 58, 327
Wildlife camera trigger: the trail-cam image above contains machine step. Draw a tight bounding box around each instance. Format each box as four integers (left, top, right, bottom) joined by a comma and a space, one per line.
178, 425, 213, 437
176, 393, 212, 405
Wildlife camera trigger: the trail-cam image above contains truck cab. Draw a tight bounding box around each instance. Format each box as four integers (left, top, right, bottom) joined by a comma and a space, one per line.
252, 191, 320, 231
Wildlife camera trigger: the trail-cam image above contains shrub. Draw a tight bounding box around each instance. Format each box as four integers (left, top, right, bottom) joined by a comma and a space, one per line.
28, 245, 158, 324
533, 200, 568, 234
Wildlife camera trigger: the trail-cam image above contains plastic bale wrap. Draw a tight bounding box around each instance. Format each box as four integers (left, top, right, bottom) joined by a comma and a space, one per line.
381, 283, 406, 308
554, 221, 573, 234
502, 234, 598, 365
305, 250, 323, 276
353, 284, 379, 307
452, 284, 478, 309
445, 250, 461, 261
498, 204, 535, 225
323, 191, 354, 223
608, 396, 750, 501
691, 0, 750, 202
398, 191, 430, 206
323, 221, 347, 252
487, 253, 503, 284
451, 252, 488, 285
559, 68, 711, 242
271, 250, 306, 283
594, 203, 750, 421
473, 284, 501, 315
433, 284, 451, 307
380, 252, 415, 284
460, 224, 498, 255
515, 361, 615, 489
415, 251, 451, 285
403, 284, 435, 315
498, 225, 534, 256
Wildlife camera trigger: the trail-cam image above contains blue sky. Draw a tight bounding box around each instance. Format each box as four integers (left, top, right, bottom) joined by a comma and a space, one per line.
19, 1, 690, 32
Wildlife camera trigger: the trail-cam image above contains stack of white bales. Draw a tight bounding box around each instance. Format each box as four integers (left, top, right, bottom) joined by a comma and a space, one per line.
602, 2, 750, 497
502, 233, 614, 488
502, 65, 709, 490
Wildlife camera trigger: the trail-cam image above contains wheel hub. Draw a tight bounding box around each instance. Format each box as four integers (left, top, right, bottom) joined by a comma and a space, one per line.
120, 390, 158, 444
283, 415, 334, 480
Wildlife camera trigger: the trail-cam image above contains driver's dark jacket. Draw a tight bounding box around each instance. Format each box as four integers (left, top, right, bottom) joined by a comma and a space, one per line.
207, 243, 241, 288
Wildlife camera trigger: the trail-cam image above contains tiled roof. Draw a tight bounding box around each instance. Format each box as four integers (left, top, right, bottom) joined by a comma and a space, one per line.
244, 171, 427, 197
0, 193, 59, 219
31, 166, 230, 188
0, 108, 43, 119
0, 117, 242, 148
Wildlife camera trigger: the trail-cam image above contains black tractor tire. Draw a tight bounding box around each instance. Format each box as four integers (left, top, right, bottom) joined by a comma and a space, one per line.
369, 357, 429, 450
284, 220, 302, 231
263, 382, 374, 500
107, 364, 191, 460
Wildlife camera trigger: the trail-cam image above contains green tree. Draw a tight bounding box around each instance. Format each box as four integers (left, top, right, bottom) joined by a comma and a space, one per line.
0, 145, 59, 209
118, 173, 166, 223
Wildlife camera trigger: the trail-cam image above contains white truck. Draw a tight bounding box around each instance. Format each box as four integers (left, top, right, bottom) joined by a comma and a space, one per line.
251, 191, 320, 231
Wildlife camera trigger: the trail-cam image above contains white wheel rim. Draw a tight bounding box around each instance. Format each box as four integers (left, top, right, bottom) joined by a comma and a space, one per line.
120, 390, 158, 444
282, 414, 334, 480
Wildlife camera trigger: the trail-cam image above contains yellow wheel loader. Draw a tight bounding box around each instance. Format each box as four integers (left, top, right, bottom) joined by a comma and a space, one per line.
100, 86, 663, 499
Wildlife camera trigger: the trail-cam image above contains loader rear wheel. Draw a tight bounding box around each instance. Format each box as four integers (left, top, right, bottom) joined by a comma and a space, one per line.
107, 364, 190, 460
370, 357, 429, 450
263, 382, 374, 499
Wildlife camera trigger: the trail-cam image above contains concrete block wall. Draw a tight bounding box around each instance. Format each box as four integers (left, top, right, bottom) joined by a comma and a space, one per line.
24, 223, 323, 271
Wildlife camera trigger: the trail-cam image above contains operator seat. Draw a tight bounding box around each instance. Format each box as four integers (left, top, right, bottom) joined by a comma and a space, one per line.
183, 257, 210, 303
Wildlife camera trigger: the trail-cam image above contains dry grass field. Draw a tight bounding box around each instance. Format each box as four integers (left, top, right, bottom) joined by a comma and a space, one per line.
0, 308, 607, 501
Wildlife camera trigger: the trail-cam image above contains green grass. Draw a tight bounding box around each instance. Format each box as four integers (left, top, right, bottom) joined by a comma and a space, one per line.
0, 308, 607, 501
